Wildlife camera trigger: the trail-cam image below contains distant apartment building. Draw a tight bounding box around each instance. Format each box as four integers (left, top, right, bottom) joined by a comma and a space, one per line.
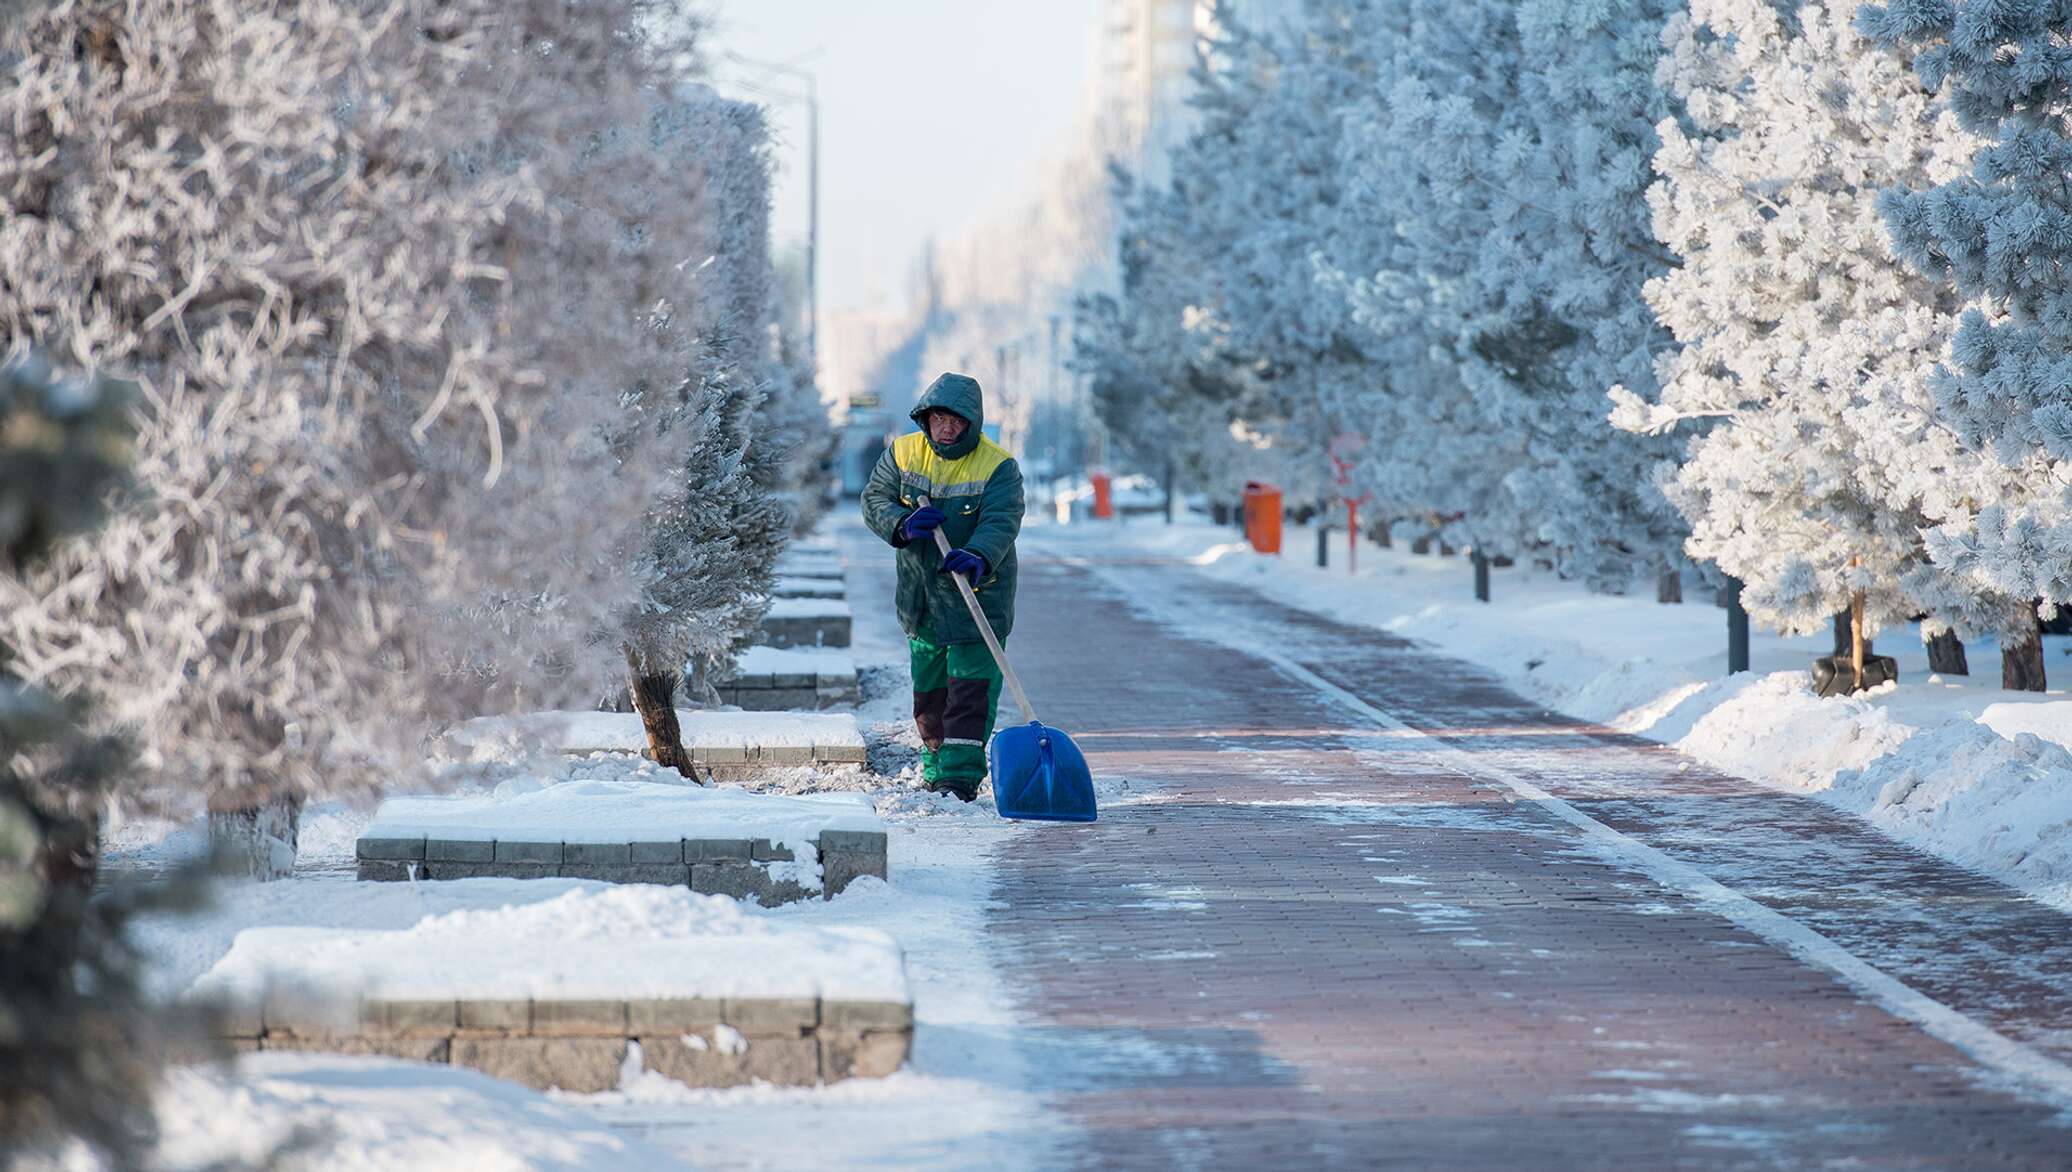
1099, 0, 1296, 184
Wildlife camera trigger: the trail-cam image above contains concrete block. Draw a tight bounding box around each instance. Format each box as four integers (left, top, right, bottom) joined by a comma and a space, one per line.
457, 999, 531, 1035
494, 840, 562, 865
452, 1037, 626, 1094
357, 860, 414, 882
213, 996, 263, 1039
356, 836, 425, 861
822, 851, 886, 896
636, 1032, 751, 1088
819, 1029, 911, 1080
732, 686, 820, 711
758, 744, 814, 767
261, 987, 357, 1037
722, 997, 817, 1035
691, 862, 812, 906
628, 840, 684, 864
627, 997, 721, 1032
692, 861, 770, 901
815, 742, 869, 764
425, 838, 495, 863
694, 744, 750, 766
820, 1000, 913, 1032
361, 998, 460, 1037
740, 1036, 822, 1086
425, 861, 555, 882
817, 830, 887, 855
530, 999, 627, 1036
750, 838, 796, 862
685, 838, 752, 863
560, 862, 689, 885
563, 841, 630, 866
263, 1035, 450, 1064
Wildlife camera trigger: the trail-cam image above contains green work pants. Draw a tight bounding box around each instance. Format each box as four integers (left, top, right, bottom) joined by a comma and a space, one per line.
910, 635, 1004, 790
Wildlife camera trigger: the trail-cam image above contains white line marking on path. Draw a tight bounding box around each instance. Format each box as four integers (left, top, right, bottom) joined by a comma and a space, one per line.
1062, 555, 2072, 1115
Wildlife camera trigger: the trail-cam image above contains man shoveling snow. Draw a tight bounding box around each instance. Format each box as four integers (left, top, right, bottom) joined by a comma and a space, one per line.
861, 372, 1024, 802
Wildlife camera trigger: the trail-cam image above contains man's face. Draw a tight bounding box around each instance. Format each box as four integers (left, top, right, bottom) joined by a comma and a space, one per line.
926, 409, 969, 446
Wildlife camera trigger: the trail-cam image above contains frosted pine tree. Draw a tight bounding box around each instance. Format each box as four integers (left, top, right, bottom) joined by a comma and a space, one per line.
1487, 0, 1691, 597
1861, 0, 2072, 691
1330, 0, 1691, 589
0, 355, 193, 1166
1615, 0, 2006, 688
1322, 0, 1535, 555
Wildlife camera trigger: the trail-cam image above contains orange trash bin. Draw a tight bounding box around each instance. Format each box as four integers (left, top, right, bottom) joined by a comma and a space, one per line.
1090, 471, 1114, 519
1243, 481, 1282, 554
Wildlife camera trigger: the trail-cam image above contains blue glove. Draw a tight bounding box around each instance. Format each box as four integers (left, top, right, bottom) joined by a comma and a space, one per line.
900, 506, 945, 542
940, 548, 987, 581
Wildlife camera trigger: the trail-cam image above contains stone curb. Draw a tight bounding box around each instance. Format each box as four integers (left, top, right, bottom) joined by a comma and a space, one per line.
218, 993, 910, 1092
759, 614, 853, 649
357, 831, 887, 901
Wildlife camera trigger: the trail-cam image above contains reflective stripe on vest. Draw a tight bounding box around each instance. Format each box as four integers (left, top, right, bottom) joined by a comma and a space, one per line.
891, 431, 1011, 503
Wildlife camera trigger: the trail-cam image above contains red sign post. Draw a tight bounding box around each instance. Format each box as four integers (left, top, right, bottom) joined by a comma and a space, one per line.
1328, 433, 1370, 575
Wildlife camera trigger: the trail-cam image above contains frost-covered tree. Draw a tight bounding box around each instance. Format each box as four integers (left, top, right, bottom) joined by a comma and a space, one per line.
0, 0, 701, 870
1862, 0, 2072, 691
1327, 0, 1691, 591
1079, 5, 1377, 506
0, 355, 196, 1167
1615, 0, 2010, 688
611, 85, 835, 774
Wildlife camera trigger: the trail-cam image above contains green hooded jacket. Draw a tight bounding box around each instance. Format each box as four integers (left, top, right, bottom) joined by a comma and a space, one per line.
861, 373, 1024, 645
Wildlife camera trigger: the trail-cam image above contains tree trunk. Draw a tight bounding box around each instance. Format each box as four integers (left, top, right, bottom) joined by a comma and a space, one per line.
2002, 610, 2047, 692
1924, 629, 1969, 676
1657, 567, 1682, 604
208, 795, 301, 881
1849, 589, 1867, 691
626, 645, 701, 782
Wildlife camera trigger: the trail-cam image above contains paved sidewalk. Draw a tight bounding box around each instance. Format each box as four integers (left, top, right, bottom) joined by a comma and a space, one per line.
990, 549, 2072, 1168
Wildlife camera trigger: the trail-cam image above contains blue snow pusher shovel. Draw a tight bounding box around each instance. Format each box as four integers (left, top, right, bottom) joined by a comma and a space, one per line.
919, 496, 1097, 823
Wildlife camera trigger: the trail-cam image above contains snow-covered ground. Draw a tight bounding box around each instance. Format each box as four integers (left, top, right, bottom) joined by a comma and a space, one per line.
1027, 513, 2072, 912
109, 517, 1071, 1171
22, 1052, 691, 1172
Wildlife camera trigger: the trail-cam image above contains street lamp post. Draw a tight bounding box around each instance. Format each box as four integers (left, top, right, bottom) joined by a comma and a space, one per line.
723, 53, 819, 366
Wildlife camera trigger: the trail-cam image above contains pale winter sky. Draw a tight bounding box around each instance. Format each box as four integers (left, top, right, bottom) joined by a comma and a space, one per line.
704, 0, 1105, 317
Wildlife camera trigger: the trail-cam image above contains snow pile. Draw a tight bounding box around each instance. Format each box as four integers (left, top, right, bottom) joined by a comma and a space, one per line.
188, 885, 910, 1006
1675, 675, 1917, 795
17, 1051, 688, 1172
732, 644, 858, 679
1828, 723, 2072, 893
363, 778, 881, 848
445, 709, 863, 757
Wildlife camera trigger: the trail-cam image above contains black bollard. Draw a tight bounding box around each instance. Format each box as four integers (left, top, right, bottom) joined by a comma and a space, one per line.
1726, 576, 1750, 674
1317, 525, 1330, 568
1473, 551, 1490, 602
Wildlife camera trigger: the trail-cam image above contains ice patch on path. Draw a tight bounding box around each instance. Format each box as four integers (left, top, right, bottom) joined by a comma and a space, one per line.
18, 1051, 687, 1172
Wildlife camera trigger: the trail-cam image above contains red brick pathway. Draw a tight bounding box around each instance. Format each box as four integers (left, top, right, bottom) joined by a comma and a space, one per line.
990, 552, 2072, 1168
